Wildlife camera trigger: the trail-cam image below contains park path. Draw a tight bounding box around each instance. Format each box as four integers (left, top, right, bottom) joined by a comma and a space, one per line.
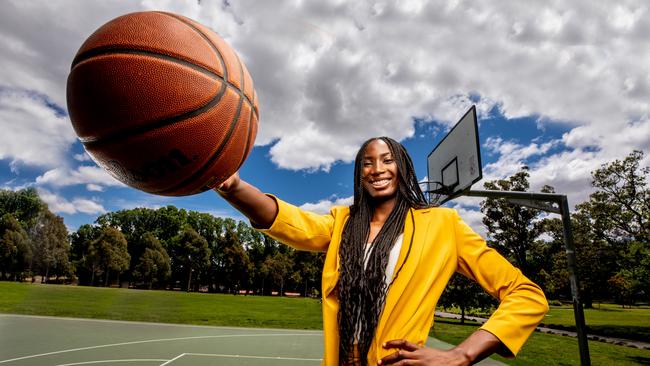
435, 311, 650, 350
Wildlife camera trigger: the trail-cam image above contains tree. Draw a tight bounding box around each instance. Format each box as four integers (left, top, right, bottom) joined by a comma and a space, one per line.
246, 231, 280, 295
30, 211, 71, 283
480, 169, 554, 282
585, 150, 648, 244
574, 150, 649, 304
87, 227, 130, 286
171, 226, 210, 291
0, 188, 45, 229
0, 213, 31, 280
438, 273, 496, 324
132, 232, 171, 289
294, 250, 323, 297
263, 252, 294, 296
70, 224, 101, 285
541, 210, 616, 307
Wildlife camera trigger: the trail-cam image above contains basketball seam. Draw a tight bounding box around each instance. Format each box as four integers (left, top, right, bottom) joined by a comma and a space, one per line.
71, 48, 224, 82
237, 105, 255, 172
80, 77, 229, 146
153, 11, 228, 82
154, 94, 245, 195
156, 12, 258, 120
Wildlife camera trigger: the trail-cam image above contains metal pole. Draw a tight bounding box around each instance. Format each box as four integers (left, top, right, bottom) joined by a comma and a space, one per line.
465, 190, 591, 365
560, 196, 591, 366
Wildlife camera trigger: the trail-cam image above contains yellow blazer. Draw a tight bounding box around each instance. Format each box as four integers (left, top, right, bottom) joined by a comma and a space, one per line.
259, 196, 548, 366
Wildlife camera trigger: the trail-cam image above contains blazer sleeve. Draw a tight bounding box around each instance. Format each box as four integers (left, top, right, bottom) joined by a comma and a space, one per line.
256, 194, 335, 252
452, 209, 549, 356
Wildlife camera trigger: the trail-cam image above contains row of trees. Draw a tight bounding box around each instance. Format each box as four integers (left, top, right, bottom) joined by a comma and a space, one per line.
0, 189, 70, 282
1, 151, 648, 307
0, 188, 322, 296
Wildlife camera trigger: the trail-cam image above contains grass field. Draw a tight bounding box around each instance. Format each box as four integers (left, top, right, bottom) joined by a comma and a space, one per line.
441, 303, 650, 342
1, 282, 649, 365
543, 304, 650, 342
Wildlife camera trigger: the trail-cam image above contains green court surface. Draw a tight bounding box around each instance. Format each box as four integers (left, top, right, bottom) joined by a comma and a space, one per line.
0, 314, 505, 365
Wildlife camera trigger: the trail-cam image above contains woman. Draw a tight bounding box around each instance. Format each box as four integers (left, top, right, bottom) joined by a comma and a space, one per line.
216, 137, 548, 366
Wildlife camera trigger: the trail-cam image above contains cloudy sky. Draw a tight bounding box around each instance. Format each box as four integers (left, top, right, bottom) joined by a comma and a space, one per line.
1, 0, 648, 237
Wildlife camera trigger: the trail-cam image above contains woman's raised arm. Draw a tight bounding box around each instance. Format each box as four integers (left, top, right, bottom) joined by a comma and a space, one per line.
214, 173, 278, 229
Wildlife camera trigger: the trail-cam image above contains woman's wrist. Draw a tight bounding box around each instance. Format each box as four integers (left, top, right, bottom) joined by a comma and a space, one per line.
448, 346, 472, 365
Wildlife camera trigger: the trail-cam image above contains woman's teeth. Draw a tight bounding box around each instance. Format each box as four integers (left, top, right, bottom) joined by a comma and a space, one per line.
371, 179, 390, 187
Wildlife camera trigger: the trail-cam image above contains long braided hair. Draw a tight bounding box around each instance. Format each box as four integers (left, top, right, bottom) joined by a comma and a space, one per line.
338, 137, 429, 365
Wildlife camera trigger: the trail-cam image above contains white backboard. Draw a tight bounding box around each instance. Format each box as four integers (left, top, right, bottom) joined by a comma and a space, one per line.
426, 105, 482, 204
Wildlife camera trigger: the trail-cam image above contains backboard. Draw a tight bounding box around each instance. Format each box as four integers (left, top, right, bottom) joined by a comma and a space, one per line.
426, 105, 482, 205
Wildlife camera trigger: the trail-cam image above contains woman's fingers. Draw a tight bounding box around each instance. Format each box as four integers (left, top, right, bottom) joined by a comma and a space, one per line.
378, 349, 417, 365
383, 339, 421, 352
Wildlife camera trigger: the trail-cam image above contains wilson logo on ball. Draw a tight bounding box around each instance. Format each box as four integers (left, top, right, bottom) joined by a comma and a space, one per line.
104, 149, 194, 185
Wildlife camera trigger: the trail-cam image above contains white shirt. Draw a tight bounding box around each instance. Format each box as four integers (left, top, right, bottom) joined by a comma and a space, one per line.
364, 233, 404, 287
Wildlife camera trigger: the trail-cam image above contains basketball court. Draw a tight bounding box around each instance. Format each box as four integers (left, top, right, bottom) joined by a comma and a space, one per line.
0, 314, 504, 365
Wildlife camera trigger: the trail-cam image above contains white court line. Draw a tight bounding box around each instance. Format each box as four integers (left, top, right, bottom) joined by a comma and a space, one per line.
0, 313, 322, 333
159, 354, 186, 366
0, 334, 320, 364
55, 359, 167, 366
185, 352, 322, 362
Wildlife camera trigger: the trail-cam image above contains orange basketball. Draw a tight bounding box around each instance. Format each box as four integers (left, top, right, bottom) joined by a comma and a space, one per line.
66, 11, 258, 196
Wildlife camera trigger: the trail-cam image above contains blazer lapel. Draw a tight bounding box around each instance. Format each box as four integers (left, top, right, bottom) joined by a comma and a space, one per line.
375, 208, 429, 340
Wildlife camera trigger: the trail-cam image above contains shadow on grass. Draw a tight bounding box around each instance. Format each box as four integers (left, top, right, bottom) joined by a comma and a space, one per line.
627, 355, 650, 365
542, 323, 650, 343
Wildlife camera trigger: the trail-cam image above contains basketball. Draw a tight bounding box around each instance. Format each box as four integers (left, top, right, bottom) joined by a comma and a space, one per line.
66, 11, 259, 196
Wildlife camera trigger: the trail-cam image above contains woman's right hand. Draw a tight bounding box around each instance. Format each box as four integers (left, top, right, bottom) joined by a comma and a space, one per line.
213, 172, 278, 229
217, 172, 241, 194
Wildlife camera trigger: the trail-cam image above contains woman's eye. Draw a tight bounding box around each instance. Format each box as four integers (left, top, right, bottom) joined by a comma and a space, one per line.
384, 159, 394, 164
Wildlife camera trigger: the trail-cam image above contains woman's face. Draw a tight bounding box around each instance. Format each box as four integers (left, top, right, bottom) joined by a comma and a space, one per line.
361, 139, 399, 201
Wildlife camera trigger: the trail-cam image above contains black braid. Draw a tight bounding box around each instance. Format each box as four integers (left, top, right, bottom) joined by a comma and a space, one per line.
338, 137, 429, 365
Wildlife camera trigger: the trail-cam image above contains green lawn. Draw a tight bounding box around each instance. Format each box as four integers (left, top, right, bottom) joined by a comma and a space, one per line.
431, 318, 650, 366
542, 304, 650, 342
438, 303, 650, 343
0, 282, 322, 329
1, 282, 648, 365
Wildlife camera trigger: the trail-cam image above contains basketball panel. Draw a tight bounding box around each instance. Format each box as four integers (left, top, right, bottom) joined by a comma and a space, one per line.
74, 11, 224, 77
68, 54, 222, 140
176, 15, 243, 90
84, 87, 241, 195
240, 57, 255, 104
160, 95, 251, 196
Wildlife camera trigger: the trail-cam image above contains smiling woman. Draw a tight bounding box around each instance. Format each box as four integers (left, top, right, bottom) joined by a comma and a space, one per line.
215, 137, 549, 366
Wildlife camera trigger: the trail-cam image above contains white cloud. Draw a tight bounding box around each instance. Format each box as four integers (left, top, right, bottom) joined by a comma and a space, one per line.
1, 0, 647, 174
477, 131, 650, 209
37, 188, 106, 215
86, 184, 104, 192
0, 0, 648, 219
73, 153, 91, 162
0, 89, 77, 168
35, 165, 125, 189
450, 202, 488, 239
299, 196, 354, 214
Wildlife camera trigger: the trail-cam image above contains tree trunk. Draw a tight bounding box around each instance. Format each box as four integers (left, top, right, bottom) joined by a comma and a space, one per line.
186, 269, 192, 292
43, 266, 50, 284
461, 306, 466, 325
104, 269, 110, 287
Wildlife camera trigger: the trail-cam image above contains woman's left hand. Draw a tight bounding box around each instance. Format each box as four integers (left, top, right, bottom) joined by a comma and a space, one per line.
378, 339, 471, 366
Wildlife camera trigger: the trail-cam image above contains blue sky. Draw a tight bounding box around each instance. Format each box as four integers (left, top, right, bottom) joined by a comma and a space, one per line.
0, 1, 648, 236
